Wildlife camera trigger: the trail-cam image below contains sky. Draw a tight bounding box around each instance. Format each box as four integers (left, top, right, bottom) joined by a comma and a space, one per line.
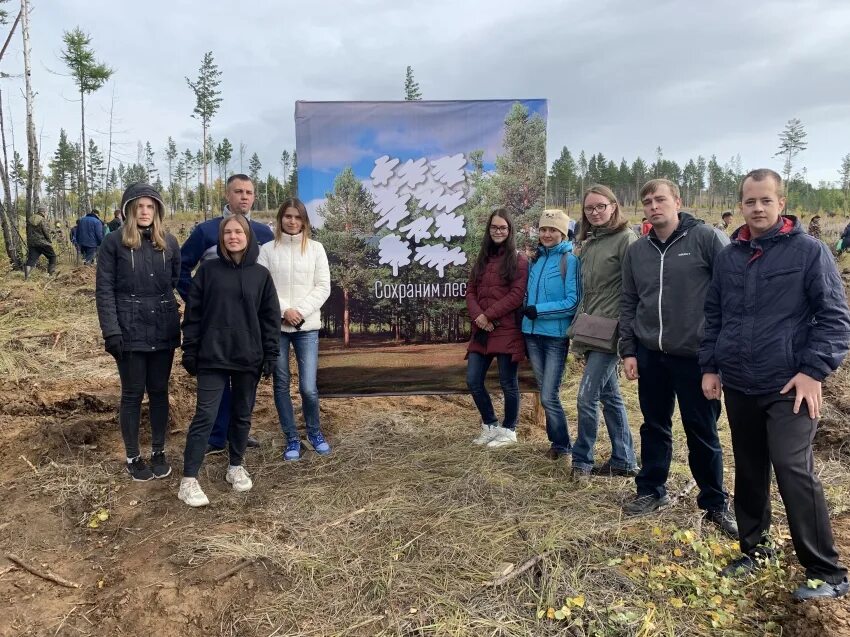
2, 0, 849, 193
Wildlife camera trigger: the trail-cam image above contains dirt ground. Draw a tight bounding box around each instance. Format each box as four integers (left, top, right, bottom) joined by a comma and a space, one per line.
1, 262, 850, 636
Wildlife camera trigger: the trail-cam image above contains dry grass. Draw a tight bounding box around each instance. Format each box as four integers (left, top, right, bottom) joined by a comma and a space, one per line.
3, 253, 850, 637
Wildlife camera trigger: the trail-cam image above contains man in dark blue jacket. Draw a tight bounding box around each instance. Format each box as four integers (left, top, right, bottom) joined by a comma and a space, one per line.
700, 168, 850, 600
76, 209, 104, 264
178, 174, 274, 453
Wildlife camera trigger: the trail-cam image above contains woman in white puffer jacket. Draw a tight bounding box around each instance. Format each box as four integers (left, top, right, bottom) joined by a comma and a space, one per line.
258, 198, 331, 461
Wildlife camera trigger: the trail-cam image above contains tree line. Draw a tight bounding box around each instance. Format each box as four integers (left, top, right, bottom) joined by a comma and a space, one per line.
547, 119, 850, 217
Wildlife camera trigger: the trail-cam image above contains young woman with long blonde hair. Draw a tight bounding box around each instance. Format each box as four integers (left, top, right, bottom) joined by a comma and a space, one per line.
95, 184, 181, 481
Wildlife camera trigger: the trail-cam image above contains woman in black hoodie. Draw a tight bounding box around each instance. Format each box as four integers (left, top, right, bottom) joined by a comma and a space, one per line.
178, 215, 280, 507
95, 184, 181, 481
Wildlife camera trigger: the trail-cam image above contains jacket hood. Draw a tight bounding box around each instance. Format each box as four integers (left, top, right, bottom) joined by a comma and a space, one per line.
731, 215, 801, 244
536, 239, 573, 256
223, 205, 252, 220
217, 230, 260, 267
121, 183, 165, 219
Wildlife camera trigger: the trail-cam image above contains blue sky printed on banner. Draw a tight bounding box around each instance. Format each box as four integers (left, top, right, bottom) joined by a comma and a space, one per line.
295, 100, 547, 223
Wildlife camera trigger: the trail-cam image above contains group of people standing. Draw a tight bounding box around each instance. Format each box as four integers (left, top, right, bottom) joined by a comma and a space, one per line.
91, 167, 850, 601
95, 175, 331, 508
465, 171, 850, 601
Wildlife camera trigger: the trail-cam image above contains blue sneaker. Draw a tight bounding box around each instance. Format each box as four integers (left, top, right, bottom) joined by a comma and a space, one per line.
283, 439, 301, 461
308, 431, 331, 455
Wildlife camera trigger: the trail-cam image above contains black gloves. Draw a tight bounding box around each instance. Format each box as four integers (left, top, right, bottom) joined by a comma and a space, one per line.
182, 355, 198, 377
105, 335, 123, 361
262, 359, 276, 378
523, 306, 538, 320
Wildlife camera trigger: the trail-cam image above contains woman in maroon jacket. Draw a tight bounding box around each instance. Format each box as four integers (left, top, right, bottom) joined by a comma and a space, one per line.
466, 208, 529, 448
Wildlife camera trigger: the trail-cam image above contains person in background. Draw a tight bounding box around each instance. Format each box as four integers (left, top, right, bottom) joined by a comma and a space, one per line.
258, 198, 332, 460
178, 174, 274, 454
95, 184, 181, 481
808, 214, 822, 240
522, 209, 580, 459
640, 217, 652, 236
76, 208, 104, 264
702, 169, 850, 600
619, 178, 736, 538
24, 206, 57, 279
107, 208, 123, 233
179, 215, 280, 507
465, 208, 528, 448
715, 211, 733, 233
840, 221, 850, 253
569, 186, 638, 480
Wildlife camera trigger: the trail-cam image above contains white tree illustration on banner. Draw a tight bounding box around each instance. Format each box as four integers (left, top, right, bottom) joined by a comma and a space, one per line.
371, 153, 469, 278
399, 217, 433, 242
374, 190, 411, 230
414, 244, 467, 278
378, 234, 412, 276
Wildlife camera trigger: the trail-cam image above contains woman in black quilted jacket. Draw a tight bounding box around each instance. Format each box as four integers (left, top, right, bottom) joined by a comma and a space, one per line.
95, 184, 181, 481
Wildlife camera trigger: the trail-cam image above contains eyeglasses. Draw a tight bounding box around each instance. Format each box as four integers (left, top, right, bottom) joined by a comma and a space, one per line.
583, 202, 612, 215
489, 224, 510, 233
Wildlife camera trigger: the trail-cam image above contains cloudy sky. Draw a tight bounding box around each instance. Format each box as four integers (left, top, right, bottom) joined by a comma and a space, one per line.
2, 0, 848, 189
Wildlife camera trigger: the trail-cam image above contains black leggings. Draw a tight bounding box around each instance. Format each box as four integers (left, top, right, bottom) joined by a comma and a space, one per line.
115, 349, 175, 459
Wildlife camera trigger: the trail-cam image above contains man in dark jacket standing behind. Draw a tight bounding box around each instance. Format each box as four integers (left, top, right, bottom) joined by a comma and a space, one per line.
701, 169, 850, 600
76, 208, 104, 264
619, 178, 736, 537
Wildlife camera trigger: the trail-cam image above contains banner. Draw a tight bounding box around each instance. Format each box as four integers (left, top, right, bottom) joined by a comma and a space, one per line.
295, 100, 548, 396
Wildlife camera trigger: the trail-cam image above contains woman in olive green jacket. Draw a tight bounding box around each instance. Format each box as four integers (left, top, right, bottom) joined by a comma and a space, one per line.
568, 185, 638, 479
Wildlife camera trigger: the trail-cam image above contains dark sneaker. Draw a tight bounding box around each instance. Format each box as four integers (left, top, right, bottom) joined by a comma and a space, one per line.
246, 435, 260, 449
721, 551, 774, 578
127, 457, 154, 482
705, 509, 739, 539
205, 444, 226, 456
592, 459, 639, 477
544, 448, 570, 460
792, 577, 849, 601
307, 431, 331, 455
623, 494, 670, 516
571, 466, 592, 482
150, 451, 172, 479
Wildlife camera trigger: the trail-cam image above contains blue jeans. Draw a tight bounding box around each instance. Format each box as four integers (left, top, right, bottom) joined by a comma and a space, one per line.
466, 352, 519, 429
525, 335, 571, 451
572, 351, 637, 471
273, 330, 321, 441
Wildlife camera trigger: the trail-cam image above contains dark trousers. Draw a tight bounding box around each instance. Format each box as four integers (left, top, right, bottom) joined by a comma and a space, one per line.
725, 387, 846, 583
26, 245, 57, 272
466, 351, 520, 430
635, 344, 727, 511
207, 381, 232, 448
115, 349, 175, 459
80, 245, 97, 263
183, 370, 259, 478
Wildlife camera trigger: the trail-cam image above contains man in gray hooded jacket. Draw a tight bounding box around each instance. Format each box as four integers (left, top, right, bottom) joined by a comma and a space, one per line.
619, 178, 736, 538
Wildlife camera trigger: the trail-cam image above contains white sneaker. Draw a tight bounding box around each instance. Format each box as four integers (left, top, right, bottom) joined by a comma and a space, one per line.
226, 465, 253, 493
178, 478, 209, 507
486, 426, 518, 448
472, 423, 499, 445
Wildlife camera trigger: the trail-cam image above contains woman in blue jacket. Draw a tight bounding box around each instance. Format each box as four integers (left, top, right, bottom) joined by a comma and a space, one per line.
522, 209, 580, 459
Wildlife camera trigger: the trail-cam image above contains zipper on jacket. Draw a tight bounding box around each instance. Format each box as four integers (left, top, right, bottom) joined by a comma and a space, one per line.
648, 232, 686, 352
